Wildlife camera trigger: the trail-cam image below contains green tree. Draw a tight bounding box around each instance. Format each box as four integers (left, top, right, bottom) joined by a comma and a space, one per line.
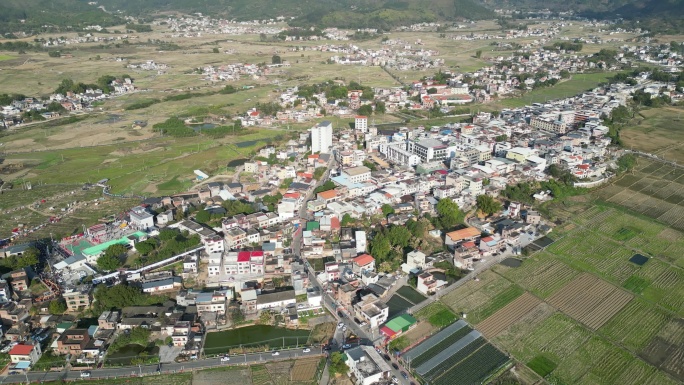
370, 234, 391, 261
212, 47, 219, 53
381, 204, 395, 217
358, 104, 373, 116
475, 50, 482, 59
48, 299, 67, 315
195, 209, 211, 224
313, 167, 327, 180
94, 284, 162, 311
96, 254, 122, 271
104, 244, 127, 259
427, 87, 438, 94
329, 352, 349, 375
229, 307, 245, 324
134, 240, 156, 256
435, 198, 464, 230
159, 228, 178, 241
17, 247, 40, 268
341, 213, 353, 227
375, 101, 386, 114
259, 310, 272, 324
272, 55, 282, 64
476, 195, 502, 216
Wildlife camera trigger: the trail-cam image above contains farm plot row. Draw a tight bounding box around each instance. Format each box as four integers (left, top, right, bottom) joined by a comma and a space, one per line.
429, 343, 509, 385
476, 292, 541, 338
639, 318, 684, 382
547, 273, 633, 330
407, 323, 474, 368
494, 255, 580, 298
547, 231, 640, 284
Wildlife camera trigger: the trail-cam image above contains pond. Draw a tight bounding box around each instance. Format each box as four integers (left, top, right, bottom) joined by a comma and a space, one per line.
204, 325, 310, 354
500, 258, 523, 268
187, 123, 217, 132
106, 344, 159, 366
227, 158, 249, 167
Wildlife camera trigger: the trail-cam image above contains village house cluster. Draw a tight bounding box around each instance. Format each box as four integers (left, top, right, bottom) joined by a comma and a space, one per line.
0, 78, 137, 128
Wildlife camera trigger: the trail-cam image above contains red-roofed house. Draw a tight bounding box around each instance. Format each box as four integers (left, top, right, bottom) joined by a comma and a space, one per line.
250, 251, 264, 274
352, 254, 375, 274
9, 343, 41, 365
317, 190, 339, 203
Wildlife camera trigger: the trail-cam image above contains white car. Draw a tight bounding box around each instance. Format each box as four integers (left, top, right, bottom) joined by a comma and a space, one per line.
303, 348, 311, 353
221, 356, 230, 362
337, 322, 344, 329
342, 326, 347, 332
272, 351, 280, 356
80, 372, 91, 378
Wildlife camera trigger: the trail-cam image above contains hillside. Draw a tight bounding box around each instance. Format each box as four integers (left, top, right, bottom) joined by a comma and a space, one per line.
479, 0, 684, 19
0, 0, 494, 35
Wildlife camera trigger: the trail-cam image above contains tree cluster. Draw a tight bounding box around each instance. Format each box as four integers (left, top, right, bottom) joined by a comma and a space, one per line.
94, 284, 164, 312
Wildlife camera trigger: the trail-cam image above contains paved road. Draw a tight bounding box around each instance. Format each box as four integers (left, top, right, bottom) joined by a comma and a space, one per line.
0, 350, 324, 384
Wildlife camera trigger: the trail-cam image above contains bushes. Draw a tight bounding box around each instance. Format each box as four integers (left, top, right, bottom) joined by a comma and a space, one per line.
152, 117, 196, 137
124, 98, 161, 111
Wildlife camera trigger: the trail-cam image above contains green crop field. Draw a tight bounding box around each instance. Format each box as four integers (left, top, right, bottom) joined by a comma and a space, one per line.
3, 129, 278, 196
435, 160, 684, 384
0, 54, 15, 61
490, 72, 615, 109
203, 326, 310, 355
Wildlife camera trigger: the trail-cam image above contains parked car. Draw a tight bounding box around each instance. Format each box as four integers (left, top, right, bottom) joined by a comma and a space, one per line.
80, 372, 91, 378
221, 356, 230, 362
391, 376, 398, 383
272, 351, 280, 356
401, 371, 408, 379
303, 348, 311, 353
342, 344, 351, 349
392, 363, 399, 370
337, 322, 344, 329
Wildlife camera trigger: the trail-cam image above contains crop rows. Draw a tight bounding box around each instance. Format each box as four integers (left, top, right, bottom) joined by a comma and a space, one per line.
420, 337, 487, 378
548, 273, 632, 330
647, 269, 684, 315
511, 313, 591, 363
601, 299, 671, 352
429, 344, 509, 385
583, 348, 633, 384
500, 256, 579, 298
251, 365, 273, 385
409, 325, 474, 367
476, 292, 541, 338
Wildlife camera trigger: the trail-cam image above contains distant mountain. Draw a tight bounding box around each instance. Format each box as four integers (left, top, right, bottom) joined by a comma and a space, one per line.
478, 0, 684, 19
0, 0, 495, 35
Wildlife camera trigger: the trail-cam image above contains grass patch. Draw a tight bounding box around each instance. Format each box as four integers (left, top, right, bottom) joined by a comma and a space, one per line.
0, 55, 16, 61
416, 302, 457, 328
622, 275, 650, 294
527, 355, 558, 377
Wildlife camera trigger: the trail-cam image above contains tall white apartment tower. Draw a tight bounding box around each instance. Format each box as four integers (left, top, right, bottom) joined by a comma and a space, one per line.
355, 115, 368, 133
311, 120, 333, 154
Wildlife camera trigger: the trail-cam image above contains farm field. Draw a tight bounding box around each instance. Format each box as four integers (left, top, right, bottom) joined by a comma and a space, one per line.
435, 169, 684, 384
402, 319, 510, 385
204, 326, 310, 355
2, 130, 279, 196
488, 72, 615, 109
594, 157, 684, 233
620, 106, 684, 164
546, 273, 633, 330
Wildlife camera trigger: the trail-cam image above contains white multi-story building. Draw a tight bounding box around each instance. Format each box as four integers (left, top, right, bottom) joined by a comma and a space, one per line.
355, 115, 368, 132
342, 166, 372, 183
311, 120, 333, 153
345, 346, 392, 385
407, 138, 448, 163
